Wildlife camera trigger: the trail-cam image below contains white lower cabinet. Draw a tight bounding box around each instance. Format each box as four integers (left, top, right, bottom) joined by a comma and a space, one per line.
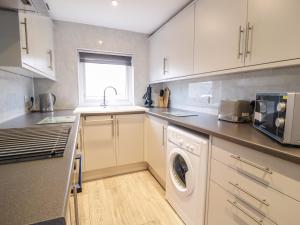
116, 114, 144, 166
145, 115, 167, 185
207, 137, 300, 225
83, 114, 144, 172
208, 180, 276, 225
83, 115, 116, 171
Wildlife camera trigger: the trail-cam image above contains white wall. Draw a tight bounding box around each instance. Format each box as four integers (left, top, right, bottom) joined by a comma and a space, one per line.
34, 20, 149, 109
0, 70, 34, 123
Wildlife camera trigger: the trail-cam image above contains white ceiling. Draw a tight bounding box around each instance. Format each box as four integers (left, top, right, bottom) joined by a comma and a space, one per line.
45, 0, 192, 34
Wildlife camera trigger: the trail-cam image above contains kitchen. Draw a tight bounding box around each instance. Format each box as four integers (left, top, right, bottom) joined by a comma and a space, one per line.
0, 0, 300, 225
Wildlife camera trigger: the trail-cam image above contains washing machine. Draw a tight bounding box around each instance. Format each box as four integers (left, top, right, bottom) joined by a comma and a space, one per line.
166, 126, 208, 225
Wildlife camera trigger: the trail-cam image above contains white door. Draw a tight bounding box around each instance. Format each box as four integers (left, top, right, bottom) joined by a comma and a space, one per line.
163, 4, 195, 79
116, 114, 144, 166
146, 116, 167, 183
194, 0, 247, 74
245, 0, 300, 66
83, 115, 116, 171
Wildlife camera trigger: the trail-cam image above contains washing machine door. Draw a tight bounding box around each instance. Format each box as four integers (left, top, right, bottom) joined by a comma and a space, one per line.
168, 147, 195, 197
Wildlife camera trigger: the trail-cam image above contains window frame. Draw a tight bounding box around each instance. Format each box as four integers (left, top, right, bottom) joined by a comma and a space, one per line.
77, 50, 134, 107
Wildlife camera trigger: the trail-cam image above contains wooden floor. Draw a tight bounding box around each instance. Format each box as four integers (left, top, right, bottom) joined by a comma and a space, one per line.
73, 170, 185, 225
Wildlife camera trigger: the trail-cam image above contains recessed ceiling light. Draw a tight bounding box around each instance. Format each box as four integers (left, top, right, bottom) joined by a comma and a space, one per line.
98, 40, 103, 45
111, 0, 118, 6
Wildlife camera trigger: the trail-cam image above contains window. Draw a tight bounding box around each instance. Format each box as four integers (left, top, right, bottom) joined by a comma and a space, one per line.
78, 51, 133, 106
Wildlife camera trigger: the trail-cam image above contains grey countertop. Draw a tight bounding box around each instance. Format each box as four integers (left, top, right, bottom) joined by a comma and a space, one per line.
146, 108, 300, 165
0, 110, 80, 225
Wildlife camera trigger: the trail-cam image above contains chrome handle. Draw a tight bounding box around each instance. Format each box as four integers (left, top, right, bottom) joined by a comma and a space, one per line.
230, 155, 272, 174
112, 117, 115, 138
117, 119, 119, 137
48, 50, 53, 70
228, 181, 269, 206
162, 126, 165, 146
227, 200, 263, 225
237, 25, 244, 59
163, 57, 168, 75
20, 18, 29, 54
245, 22, 253, 57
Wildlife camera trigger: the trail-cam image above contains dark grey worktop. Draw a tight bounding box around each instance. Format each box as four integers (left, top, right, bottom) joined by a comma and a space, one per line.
0, 110, 80, 225
146, 108, 300, 165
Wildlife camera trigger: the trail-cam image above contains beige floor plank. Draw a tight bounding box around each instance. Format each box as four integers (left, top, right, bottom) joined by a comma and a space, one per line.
78, 171, 185, 225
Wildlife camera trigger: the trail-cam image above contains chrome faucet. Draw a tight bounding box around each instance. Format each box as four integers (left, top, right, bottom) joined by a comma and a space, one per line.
102, 86, 118, 107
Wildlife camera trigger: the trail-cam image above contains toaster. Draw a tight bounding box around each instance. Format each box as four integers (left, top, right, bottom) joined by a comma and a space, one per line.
218, 100, 252, 123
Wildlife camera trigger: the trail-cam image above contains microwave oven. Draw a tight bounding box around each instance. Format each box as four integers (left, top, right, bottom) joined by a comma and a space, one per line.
254, 92, 300, 145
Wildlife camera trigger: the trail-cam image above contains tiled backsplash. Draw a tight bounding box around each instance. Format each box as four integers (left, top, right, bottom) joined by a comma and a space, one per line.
0, 71, 33, 123
152, 65, 300, 114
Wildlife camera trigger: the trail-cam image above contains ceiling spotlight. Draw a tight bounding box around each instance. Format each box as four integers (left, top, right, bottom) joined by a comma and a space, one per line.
111, 0, 118, 6
98, 40, 103, 45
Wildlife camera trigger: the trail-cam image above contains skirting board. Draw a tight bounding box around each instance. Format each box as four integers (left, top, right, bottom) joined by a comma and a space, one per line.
147, 165, 166, 189
83, 162, 148, 182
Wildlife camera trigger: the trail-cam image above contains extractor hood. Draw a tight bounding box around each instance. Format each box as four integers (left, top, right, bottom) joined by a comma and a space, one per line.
0, 0, 49, 16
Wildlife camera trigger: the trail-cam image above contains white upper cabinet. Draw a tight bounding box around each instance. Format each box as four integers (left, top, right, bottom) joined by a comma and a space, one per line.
245, 0, 300, 66
149, 29, 167, 82
0, 10, 55, 80
194, 0, 247, 74
149, 4, 195, 82
163, 4, 195, 79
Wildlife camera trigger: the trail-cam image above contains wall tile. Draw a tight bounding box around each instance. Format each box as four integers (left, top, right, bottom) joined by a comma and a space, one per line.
151, 65, 300, 114
0, 71, 33, 123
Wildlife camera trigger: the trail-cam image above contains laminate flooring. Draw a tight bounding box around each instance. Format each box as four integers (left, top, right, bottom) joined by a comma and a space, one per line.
72, 170, 185, 225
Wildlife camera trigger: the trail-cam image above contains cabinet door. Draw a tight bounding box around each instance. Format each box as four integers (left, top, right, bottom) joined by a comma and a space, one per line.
146, 116, 167, 183
19, 12, 38, 69
149, 29, 168, 82
245, 0, 300, 66
83, 115, 116, 171
19, 12, 55, 78
194, 0, 247, 74
116, 114, 144, 166
207, 181, 276, 225
41, 16, 55, 78
163, 4, 195, 79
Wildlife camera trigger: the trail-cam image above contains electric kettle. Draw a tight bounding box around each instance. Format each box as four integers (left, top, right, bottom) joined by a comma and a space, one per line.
39, 93, 56, 112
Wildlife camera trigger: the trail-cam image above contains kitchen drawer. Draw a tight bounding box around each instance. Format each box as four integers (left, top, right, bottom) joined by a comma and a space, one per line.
208, 180, 276, 225
212, 137, 300, 201
211, 158, 300, 225
83, 115, 114, 125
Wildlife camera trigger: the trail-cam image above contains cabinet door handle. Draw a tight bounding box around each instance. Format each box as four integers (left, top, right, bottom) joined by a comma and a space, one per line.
227, 200, 263, 225
162, 126, 165, 146
163, 57, 168, 75
245, 22, 253, 57
48, 50, 53, 70
237, 25, 244, 59
20, 18, 29, 54
117, 119, 119, 137
228, 181, 269, 206
230, 154, 272, 174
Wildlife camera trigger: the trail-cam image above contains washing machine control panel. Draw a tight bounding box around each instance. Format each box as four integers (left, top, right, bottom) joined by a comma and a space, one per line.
168, 129, 203, 155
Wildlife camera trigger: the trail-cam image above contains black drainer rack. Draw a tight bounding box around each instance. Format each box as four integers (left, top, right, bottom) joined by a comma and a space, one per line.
0, 126, 71, 164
